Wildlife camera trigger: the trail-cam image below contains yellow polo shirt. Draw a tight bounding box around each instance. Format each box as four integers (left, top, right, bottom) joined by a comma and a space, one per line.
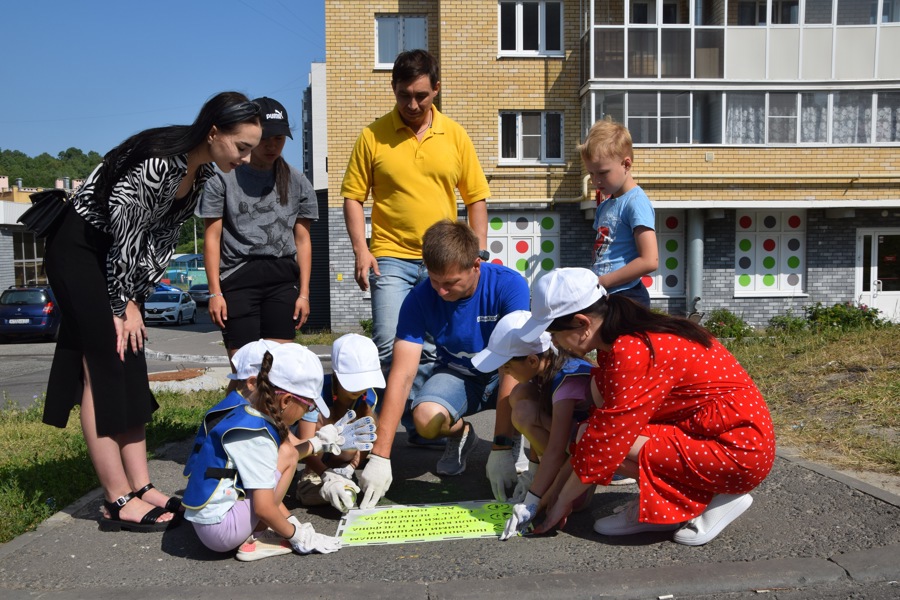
341, 106, 490, 259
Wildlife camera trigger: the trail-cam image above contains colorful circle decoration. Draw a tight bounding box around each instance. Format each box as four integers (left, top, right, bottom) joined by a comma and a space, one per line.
516, 240, 530, 254
540, 217, 555, 230
484, 212, 560, 284
489, 217, 504, 231
735, 211, 805, 292
651, 210, 685, 296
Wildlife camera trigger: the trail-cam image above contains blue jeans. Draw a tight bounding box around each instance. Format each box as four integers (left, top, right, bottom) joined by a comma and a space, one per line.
412, 368, 499, 425
369, 257, 436, 430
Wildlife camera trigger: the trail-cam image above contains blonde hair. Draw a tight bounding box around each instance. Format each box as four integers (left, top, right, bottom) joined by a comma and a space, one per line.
578, 117, 633, 162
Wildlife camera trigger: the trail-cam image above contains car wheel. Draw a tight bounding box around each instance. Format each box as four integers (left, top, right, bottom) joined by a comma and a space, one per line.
175, 312, 183, 326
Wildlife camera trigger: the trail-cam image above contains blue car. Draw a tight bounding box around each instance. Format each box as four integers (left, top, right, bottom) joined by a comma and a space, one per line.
0, 286, 62, 343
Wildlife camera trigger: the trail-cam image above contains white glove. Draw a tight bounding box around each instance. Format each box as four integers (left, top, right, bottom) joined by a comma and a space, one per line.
511, 460, 539, 503
486, 448, 519, 502
500, 491, 540, 541
309, 424, 342, 455
320, 469, 360, 513
288, 520, 341, 554
333, 410, 377, 452
358, 454, 392, 509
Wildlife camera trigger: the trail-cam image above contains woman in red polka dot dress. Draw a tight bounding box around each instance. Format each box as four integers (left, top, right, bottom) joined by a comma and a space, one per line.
518, 268, 775, 546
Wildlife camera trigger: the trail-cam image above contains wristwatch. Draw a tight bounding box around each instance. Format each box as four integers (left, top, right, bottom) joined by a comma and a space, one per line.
478, 249, 490, 261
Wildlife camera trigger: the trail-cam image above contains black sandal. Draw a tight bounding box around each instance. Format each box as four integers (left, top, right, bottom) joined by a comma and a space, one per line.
98, 492, 174, 533
133, 482, 183, 514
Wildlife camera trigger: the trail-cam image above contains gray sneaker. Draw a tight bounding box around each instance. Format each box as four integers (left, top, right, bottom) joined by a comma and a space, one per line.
436, 422, 479, 476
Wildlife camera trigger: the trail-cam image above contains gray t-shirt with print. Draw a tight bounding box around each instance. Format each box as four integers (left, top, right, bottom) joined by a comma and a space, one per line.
197, 163, 318, 279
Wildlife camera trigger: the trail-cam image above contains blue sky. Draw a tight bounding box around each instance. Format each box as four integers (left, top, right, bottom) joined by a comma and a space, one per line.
0, 0, 325, 166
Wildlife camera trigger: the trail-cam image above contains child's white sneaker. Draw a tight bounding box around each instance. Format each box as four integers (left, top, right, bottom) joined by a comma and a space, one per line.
673, 493, 753, 546
593, 499, 681, 536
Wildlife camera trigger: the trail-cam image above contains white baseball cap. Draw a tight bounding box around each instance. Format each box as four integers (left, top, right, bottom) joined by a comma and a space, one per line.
267, 343, 329, 418
520, 268, 607, 342
471, 310, 553, 373
331, 333, 385, 392
227, 339, 282, 380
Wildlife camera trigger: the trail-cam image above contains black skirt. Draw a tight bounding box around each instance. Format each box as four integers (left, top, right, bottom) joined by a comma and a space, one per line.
43, 205, 157, 437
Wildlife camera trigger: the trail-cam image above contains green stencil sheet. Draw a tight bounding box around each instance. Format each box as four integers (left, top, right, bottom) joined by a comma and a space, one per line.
335, 500, 517, 546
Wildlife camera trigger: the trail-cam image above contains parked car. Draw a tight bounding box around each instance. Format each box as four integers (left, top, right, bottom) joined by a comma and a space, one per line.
0, 285, 61, 342
156, 281, 182, 292
188, 283, 211, 305
143, 291, 196, 326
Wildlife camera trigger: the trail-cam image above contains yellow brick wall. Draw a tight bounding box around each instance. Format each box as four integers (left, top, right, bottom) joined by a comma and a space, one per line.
632, 147, 900, 203
325, 0, 585, 208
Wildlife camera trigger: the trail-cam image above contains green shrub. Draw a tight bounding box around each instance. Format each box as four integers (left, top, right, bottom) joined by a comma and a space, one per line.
359, 318, 374, 337
768, 310, 808, 333
804, 301, 889, 331
704, 308, 755, 340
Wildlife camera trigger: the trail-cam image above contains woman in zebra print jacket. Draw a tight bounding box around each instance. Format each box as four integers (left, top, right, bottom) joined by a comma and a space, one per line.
42, 92, 262, 532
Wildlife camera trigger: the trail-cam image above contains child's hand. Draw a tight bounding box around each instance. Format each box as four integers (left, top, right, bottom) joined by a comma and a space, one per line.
311, 424, 342, 455
287, 517, 341, 554
333, 410, 377, 452
499, 491, 540, 541
320, 469, 359, 513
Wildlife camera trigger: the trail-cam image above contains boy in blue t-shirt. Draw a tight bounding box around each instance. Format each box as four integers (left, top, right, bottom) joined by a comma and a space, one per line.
357, 220, 530, 509
581, 118, 658, 308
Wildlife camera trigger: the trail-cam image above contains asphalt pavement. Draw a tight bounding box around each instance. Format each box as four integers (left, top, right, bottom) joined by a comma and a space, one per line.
1, 328, 899, 599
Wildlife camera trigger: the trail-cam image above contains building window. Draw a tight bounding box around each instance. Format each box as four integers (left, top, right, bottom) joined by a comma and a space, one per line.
375, 15, 426, 68
499, 111, 564, 163
804, 0, 833, 24
771, 0, 799, 24
499, 1, 564, 56
734, 210, 806, 297
876, 92, 900, 143
13, 230, 47, 286
832, 91, 872, 144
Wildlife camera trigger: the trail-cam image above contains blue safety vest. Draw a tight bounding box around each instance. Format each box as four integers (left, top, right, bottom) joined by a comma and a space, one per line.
182, 400, 280, 510
182, 391, 249, 478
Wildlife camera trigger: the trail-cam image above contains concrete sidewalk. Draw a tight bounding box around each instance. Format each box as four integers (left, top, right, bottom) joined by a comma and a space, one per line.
2, 335, 899, 599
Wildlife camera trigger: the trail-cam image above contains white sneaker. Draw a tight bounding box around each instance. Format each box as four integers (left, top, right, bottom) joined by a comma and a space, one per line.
673, 493, 753, 546
235, 530, 292, 562
610, 474, 637, 485
593, 499, 681, 536
436, 422, 479, 476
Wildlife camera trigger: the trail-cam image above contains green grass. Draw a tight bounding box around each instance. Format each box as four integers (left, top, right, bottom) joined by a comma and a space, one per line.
1, 324, 897, 544
0, 388, 222, 544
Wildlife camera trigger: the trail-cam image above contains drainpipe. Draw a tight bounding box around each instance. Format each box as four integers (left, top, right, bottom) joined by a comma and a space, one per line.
685, 208, 704, 315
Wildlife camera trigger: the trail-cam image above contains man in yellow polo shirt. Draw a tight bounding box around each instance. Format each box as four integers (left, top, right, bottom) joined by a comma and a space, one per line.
342, 49, 490, 448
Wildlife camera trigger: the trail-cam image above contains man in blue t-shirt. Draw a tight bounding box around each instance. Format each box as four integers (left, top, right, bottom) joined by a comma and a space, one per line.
357, 220, 530, 508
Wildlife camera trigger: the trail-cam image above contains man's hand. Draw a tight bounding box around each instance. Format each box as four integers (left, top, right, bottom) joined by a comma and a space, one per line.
486, 449, 519, 501
358, 454, 392, 509
354, 249, 380, 291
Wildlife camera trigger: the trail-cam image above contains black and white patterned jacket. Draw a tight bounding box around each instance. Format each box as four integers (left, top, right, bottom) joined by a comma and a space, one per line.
73, 154, 214, 316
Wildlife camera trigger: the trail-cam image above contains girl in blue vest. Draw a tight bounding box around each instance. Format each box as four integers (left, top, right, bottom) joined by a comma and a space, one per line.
183, 343, 375, 560
471, 310, 594, 540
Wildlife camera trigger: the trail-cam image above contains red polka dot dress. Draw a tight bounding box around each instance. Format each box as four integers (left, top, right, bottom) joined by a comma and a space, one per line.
572, 334, 776, 525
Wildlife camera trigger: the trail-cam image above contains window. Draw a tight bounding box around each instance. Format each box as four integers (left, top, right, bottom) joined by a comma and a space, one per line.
499, 1, 563, 56
883, 0, 900, 23
804, 0, 832, 24
832, 91, 872, 144
12, 230, 47, 286
767, 93, 798, 143
800, 92, 828, 143
771, 0, 799, 24
876, 92, 900, 142
735, 210, 806, 297
725, 93, 765, 144
375, 15, 426, 67
736, 1, 766, 25
628, 92, 690, 144
500, 111, 564, 162
836, 0, 876, 25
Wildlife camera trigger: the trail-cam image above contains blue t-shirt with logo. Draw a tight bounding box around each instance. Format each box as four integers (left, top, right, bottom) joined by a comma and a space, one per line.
591, 185, 655, 293
396, 262, 530, 376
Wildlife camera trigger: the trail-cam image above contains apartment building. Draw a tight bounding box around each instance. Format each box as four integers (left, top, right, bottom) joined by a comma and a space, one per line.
320, 0, 900, 330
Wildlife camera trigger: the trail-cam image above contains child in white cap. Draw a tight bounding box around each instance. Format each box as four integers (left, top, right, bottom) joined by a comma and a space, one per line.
227, 339, 282, 397
296, 333, 385, 512
471, 310, 594, 540
520, 268, 775, 547
183, 343, 376, 561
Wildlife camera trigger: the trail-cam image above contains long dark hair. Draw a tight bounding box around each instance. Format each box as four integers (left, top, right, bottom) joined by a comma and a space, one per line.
252, 350, 290, 441
532, 348, 575, 416
273, 156, 291, 206
550, 295, 713, 361
94, 91, 261, 202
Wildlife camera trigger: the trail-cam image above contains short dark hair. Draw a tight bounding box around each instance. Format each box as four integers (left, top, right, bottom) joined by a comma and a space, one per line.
392, 49, 439, 89
422, 220, 478, 273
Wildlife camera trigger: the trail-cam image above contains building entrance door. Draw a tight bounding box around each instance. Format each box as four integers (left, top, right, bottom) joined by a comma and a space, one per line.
857, 229, 900, 322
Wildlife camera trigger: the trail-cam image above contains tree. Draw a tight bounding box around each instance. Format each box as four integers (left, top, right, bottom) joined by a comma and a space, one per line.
0, 147, 101, 188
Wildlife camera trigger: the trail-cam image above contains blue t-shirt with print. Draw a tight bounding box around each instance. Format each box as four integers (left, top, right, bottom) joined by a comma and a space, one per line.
590, 185, 655, 293
396, 262, 530, 376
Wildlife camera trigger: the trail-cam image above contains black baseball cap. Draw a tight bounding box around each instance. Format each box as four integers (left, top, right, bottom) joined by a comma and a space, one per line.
253, 96, 292, 139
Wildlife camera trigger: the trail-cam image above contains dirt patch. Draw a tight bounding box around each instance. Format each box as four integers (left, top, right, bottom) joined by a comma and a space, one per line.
147, 368, 207, 382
